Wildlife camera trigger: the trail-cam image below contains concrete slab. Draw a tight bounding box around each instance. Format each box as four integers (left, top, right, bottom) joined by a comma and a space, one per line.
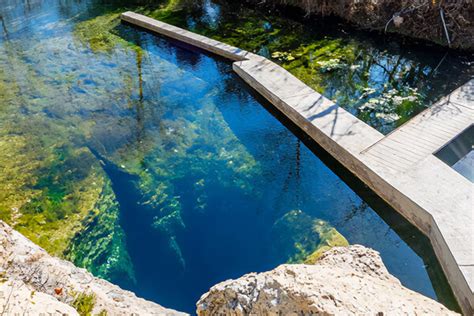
121, 12, 474, 315
121, 11, 256, 61
233, 59, 383, 155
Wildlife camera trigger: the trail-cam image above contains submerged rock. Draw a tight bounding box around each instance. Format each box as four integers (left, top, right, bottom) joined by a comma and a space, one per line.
196, 245, 458, 315
64, 179, 136, 285
272, 209, 348, 264
0, 221, 185, 315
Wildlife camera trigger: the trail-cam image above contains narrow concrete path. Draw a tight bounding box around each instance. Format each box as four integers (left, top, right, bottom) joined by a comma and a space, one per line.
361, 81, 473, 313
121, 11, 473, 315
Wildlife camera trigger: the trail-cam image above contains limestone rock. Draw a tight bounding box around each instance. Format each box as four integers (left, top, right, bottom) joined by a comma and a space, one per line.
197, 245, 458, 315
0, 221, 186, 315
0, 279, 79, 315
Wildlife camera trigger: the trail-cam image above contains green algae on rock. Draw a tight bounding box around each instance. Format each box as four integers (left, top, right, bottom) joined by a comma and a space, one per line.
15, 147, 104, 256
272, 210, 348, 264
92, 89, 263, 269
65, 179, 136, 284
0, 11, 140, 278
304, 220, 349, 264
0, 135, 134, 279
74, 11, 127, 53
68, 7, 265, 271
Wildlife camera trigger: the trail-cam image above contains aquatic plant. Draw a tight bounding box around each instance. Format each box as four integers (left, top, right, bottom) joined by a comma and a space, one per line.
0, 20, 138, 279
68, 6, 266, 270
272, 210, 348, 264
102, 97, 263, 268
0, 134, 108, 257
316, 58, 346, 72
271, 51, 296, 62
74, 12, 127, 53
304, 220, 349, 264
357, 85, 424, 133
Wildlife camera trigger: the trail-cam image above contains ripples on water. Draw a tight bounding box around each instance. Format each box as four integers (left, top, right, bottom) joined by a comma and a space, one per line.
0, 0, 469, 313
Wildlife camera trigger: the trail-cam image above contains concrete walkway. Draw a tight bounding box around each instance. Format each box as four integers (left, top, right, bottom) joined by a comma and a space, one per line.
121, 11, 473, 315
361, 82, 473, 314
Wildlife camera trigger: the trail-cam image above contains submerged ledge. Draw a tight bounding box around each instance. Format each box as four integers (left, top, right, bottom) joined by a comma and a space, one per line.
121, 11, 473, 315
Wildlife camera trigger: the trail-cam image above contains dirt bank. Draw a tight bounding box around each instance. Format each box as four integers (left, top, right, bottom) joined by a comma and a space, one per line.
250, 0, 474, 51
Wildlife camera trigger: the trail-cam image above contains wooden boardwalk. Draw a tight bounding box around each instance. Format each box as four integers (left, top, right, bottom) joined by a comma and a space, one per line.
121, 12, 474, 314
363, 80, 474, 174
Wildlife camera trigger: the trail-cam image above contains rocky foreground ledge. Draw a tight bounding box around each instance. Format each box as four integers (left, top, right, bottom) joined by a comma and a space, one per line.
0, 221, 184, 315
0, 220, 458, 315
197, 245, 458, 315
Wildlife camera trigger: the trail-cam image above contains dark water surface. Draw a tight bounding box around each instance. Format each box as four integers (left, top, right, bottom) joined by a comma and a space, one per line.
0, 0, 466, 313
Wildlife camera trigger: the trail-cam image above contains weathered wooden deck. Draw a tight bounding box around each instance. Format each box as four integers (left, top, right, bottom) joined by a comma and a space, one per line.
121, 11, 474, 315
363, 81, 473, 173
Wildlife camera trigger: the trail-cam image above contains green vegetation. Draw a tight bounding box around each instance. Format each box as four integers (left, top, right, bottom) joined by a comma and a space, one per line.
304, 220, 349, 264
74, 12, 127, 53
0, 0, 264, 279
0, 6, 138, 281
65, 180, 135, 283
60, 0, 264, 270
273, 210, 348, 264
15, 147, 103, 255
71, 292, 97, 316
99, 86, 262, 268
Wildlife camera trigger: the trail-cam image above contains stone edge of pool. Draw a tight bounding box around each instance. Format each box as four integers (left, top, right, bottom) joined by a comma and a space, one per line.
121, 11, 474, 315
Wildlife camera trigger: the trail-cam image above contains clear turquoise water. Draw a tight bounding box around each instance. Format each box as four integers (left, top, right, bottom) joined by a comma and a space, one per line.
0, 0, 464, 313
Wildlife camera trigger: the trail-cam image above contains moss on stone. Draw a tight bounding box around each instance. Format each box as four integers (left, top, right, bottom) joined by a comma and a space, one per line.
273, 209, 349, 264
12, 147, 104, 257
304, 220, 349, 264
65, 179, 135, 284
74, 12, 125, 53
